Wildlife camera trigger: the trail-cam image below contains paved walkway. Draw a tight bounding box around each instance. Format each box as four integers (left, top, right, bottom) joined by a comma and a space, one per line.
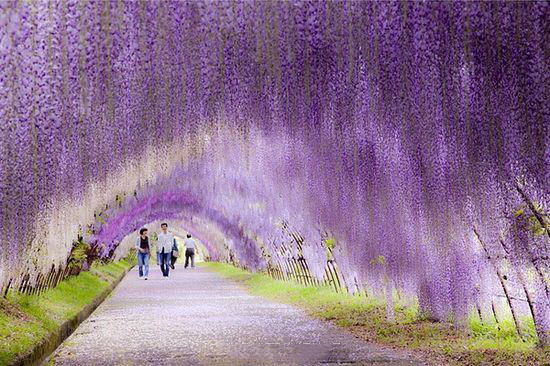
49, 264, 425, 366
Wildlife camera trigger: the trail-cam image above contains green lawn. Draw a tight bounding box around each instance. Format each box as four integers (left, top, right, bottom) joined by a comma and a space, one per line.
0, 259, 133, 365
204, 262, 550, 366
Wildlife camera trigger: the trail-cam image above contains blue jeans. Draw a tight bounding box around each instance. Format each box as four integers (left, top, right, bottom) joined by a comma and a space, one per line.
159, 252, 171, 277
137, 252, 150, 277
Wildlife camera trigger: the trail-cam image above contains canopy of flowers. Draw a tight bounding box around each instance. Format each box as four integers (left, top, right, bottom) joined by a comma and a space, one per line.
0, 0, 548, 345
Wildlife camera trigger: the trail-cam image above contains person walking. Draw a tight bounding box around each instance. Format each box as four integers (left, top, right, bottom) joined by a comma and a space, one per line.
157, 223, 174, 278
170, 238, 179, 270
184, 233, 196, 269
136, 228, 151, 280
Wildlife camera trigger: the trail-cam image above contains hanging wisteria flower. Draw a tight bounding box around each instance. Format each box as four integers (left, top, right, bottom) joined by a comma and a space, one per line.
0, 0, 548, 347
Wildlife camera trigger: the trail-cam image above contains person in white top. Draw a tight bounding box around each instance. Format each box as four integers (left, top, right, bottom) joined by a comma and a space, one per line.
184, 234, 196, 269
157, 223, 175, 278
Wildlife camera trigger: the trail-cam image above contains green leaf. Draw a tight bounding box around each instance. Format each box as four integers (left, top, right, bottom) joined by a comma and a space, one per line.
370, 255, 386, 266
325, 237, 336, 250
514, 208, 524, 217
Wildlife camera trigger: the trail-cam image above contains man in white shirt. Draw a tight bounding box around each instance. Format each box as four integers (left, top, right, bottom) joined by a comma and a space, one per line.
184, 234, 196, 269
157, 223, 175, 278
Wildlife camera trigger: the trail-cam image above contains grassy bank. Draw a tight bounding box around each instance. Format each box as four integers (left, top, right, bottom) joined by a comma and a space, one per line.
0, 259, 133, 365
204, 262, 549, 366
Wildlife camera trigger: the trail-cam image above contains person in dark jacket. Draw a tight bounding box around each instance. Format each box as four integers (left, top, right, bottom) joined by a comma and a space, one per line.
170, 238, 179, 269
135, 228, 151, 280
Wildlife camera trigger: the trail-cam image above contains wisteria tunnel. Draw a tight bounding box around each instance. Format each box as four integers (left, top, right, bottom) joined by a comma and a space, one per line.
0, 0, 549, 364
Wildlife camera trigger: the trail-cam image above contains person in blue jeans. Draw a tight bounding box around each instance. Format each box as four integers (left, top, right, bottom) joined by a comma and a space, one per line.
157, 223, 174, 278
135, 228, 151, 280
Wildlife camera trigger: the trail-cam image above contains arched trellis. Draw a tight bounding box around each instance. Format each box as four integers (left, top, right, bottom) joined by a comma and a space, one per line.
0, 0, 548, 347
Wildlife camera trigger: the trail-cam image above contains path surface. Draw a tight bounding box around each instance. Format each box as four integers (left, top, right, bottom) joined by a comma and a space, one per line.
49, 265, 425, 366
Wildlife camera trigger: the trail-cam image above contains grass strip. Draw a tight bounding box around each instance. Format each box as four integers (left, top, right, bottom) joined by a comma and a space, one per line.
0, 259, 133, 365
204, 262, 550, 366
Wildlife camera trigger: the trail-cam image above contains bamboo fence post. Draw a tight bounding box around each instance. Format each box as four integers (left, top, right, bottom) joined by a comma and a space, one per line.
301, 258, 319, 287
294, 258, 308, 286
290, 258, 303, 285
498, 238, 542, 342
474, 228, 523, 339
329, 260, 344, 292
277, 263, 286, 281
325, 261, 340, 293
3, 279, 12, 298
492, 300, 501, 327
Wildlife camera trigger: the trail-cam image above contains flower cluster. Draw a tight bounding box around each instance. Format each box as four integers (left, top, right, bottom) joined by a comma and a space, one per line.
0, 1, 548, 345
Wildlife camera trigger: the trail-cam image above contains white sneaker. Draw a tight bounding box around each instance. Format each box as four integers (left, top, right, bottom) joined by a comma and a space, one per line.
144, 276, 148, 280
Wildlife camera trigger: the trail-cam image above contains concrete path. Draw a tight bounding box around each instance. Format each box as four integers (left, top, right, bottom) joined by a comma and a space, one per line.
48, 265, 426, 366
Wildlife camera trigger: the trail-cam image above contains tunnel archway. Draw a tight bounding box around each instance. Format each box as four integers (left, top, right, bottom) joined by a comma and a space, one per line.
112, 220, 212, 264
0, 0, 548, 348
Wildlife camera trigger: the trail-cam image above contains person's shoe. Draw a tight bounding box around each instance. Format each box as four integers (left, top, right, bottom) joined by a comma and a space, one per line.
144, 276, 148, 280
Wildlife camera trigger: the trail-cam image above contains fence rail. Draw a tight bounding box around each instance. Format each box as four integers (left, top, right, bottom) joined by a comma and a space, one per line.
265, 257, 352, 296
